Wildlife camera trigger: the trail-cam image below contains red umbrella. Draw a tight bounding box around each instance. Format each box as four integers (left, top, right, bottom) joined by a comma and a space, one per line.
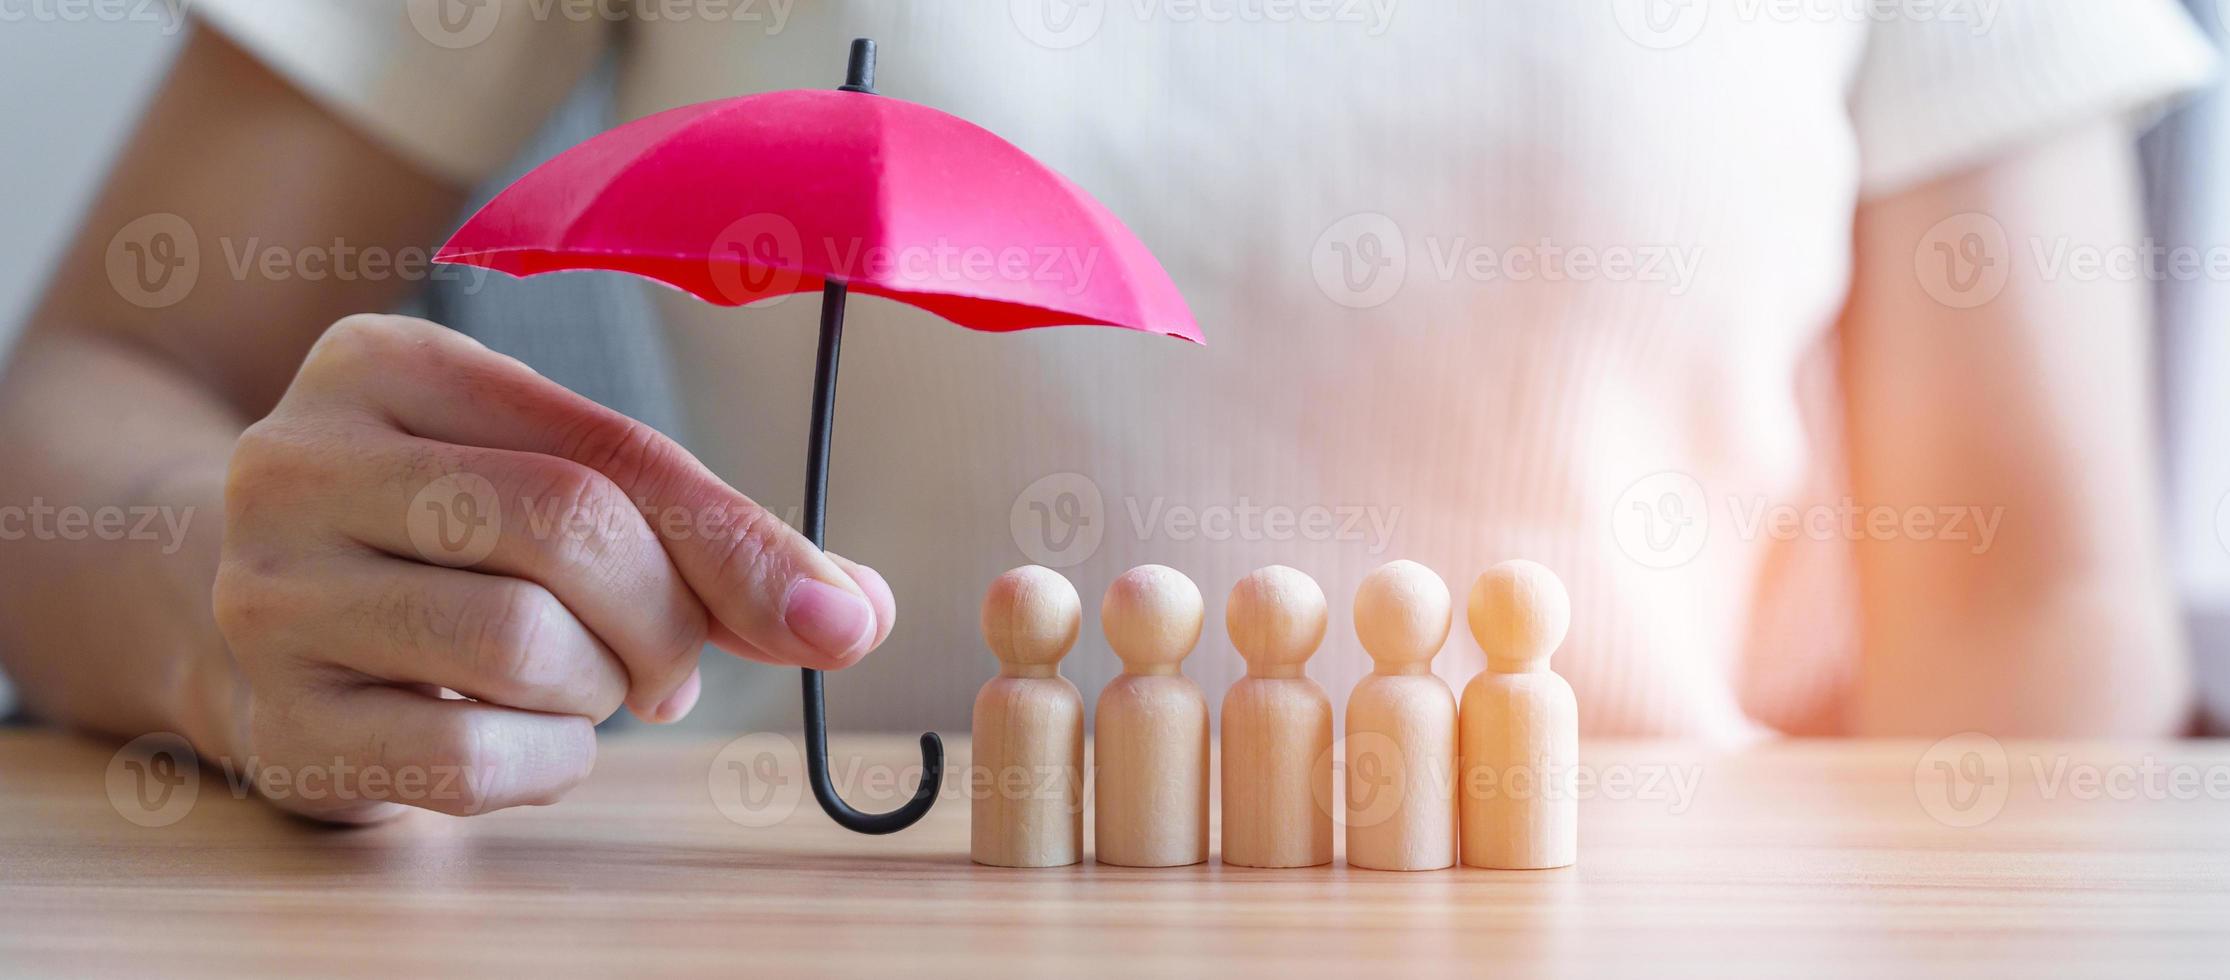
436, 39, 1200, 835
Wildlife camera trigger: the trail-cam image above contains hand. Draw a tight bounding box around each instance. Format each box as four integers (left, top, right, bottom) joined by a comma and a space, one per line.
212, 314, 895, 821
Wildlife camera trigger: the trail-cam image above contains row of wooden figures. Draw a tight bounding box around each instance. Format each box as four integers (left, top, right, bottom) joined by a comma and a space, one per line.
972, 559, 1577, 872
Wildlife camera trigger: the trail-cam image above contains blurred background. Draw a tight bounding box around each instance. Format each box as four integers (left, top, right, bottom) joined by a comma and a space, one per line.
2, 2, 2227, 733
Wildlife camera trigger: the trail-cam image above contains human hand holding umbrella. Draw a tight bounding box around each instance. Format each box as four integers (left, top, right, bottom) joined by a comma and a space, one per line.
437, 40, 1200, 834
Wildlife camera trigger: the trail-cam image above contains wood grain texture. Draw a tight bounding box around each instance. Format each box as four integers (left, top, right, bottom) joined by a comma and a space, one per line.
6, 732, 2230, 978
1094, 565, 1209, 868
1346, 560, 1458, 871
972, 566, 1085, 868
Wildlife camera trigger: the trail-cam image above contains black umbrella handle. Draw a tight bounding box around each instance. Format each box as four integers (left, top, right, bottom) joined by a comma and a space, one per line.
795, 38, 945, 836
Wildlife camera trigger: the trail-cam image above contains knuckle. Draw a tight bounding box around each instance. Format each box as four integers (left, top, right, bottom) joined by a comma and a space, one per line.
223, 420, 299, 505
709, 502, 795, 595
527, 462, 639, 571
561, 414, 688, 502
458, 580, 560, 686
419, 714, 494, 814
304, 315, 397, 375
209, 561, 269, 642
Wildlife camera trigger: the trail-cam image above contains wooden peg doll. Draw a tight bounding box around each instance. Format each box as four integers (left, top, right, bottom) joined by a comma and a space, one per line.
1458, 560, 1578, 870
1094, 565, 1210, 868
972, 565, 1085, 868
1220, 565, 1334, 869
1345, 560, 1458, 871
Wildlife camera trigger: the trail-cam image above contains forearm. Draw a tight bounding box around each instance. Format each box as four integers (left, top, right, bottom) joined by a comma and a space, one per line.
0, 326, 247, 757
1851, 555, 2188, 737
1843, 124, 2189, 737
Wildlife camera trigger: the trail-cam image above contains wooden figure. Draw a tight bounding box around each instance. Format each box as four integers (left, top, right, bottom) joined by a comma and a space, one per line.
1458, 560, 1578, 870
971, 565, 1085, 868
1220, 565, 1334, 869
1094, 565, 1210, 868
1345, 560, 1458, 871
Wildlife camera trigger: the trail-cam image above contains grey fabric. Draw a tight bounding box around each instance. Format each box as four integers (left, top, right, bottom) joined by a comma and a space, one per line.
419, 62, 688, 732
2143, 2, 2230, 732
420, 61, 683, 440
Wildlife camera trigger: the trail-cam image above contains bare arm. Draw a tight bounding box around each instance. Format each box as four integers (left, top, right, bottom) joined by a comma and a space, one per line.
0, 28, 892, 819
1842, 123, 2189, 736
0, 27, 462, 756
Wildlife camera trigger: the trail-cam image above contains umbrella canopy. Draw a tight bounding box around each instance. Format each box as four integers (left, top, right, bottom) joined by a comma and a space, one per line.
436, 89, 1201, 343
435, 40, 1198, 838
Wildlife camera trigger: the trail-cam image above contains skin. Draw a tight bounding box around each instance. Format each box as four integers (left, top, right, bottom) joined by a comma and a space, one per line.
0, 30, 895, 822
0, 26, 2192, 818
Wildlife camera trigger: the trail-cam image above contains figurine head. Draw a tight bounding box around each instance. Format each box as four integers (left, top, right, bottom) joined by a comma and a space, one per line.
1467, 560, 1570, 672
1353, 560, 1451, 673
1102, 565, 1204, 673
981, 565, 1080, 670
1225, 565, 1328, 677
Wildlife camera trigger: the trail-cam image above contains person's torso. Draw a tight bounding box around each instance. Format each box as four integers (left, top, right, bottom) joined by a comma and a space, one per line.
612, 1, 1872, 739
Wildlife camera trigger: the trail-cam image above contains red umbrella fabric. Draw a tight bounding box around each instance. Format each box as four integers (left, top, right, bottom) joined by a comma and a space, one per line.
435, 90, 1200, 342
435, 40, 1197, 837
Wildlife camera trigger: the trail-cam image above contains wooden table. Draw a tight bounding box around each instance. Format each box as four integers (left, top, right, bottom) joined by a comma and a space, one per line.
4, 731, 2228, 977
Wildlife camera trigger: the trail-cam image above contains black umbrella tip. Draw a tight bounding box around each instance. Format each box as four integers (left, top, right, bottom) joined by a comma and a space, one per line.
841, 38, 876, 94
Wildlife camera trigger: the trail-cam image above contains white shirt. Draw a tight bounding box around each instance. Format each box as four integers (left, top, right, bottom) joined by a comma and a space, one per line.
197, 0, 2214, 738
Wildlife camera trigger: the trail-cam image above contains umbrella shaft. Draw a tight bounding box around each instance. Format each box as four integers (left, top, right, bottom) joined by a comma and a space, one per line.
803, 279, 847, 549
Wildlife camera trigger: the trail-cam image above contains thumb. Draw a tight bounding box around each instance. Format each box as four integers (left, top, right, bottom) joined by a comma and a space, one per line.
335, 316, 892, 669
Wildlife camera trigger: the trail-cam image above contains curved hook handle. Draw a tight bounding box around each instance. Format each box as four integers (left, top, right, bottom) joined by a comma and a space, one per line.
786, 35, 940, 835
801, 669, 943, 834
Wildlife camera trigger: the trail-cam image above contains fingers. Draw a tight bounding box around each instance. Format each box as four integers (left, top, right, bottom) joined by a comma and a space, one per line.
311, 431, 710, 717
247, 684, 596, 822
225, 552, 630, 722
828, 552, 896, 651
293, 314, 891, 670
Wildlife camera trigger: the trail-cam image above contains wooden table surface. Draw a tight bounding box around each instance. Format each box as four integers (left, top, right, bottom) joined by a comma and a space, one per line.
4, 730, 2228, 978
